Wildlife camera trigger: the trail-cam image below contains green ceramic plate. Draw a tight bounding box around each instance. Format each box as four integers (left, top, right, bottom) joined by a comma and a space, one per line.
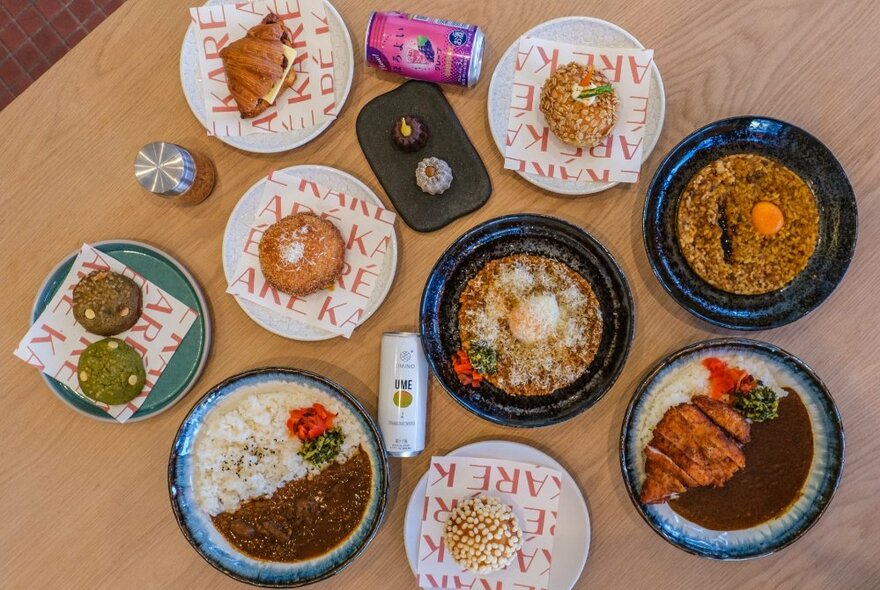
31, 240, 211, 422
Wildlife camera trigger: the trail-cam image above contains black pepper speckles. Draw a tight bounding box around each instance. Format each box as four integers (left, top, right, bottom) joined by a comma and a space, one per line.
220, 438, 282, 476
168, 368, 390, 586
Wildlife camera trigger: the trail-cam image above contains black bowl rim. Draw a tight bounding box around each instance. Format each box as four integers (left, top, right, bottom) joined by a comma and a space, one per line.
167, 366, 390, 587
642, 115, 859, 330
618, 337, 846, 560
419, 213, 635, 428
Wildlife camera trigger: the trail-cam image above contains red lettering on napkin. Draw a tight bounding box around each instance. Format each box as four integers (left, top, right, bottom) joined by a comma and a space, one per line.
226, 170, 395, 338
417, 456, 561, 589
15, 245, 198, 423
504, 37, 654, 183
190, 0, 335, 137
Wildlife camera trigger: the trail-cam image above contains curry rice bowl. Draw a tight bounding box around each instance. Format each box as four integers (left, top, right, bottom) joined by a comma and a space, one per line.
193, 385, 366, 516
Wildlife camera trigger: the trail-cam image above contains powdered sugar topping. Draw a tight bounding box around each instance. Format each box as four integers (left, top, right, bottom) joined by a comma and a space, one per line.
282, 240, 305, 265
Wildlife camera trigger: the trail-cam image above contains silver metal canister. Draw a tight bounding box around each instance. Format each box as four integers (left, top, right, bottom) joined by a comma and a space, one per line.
378, 332, 429, 457
134, 142, 215, 205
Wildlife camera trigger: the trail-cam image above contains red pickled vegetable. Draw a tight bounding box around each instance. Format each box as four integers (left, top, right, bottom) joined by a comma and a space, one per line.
452, 349, 483, 388
286, 402, 337, 441
702, 357, 750, 401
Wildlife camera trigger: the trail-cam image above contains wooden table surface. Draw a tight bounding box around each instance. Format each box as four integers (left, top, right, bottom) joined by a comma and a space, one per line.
2, 0, 879, 588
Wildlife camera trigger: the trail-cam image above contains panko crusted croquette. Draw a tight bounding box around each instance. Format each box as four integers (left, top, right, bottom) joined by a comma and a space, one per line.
540, 62, 619, 148
442, 496, 524, 575
258, 212, 346, 297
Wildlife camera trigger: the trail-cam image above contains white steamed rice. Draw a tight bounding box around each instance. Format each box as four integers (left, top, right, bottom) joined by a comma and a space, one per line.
193, 383, 365, 516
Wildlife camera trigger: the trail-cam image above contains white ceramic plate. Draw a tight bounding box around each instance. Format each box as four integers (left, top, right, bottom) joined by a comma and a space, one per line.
403, 440, 591, 589
222, 165, 398, 341
179, 0, 354, 153
487, 17, 666, 195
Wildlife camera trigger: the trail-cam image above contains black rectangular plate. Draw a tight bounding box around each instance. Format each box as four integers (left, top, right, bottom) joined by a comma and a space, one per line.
356, 81, 492, 232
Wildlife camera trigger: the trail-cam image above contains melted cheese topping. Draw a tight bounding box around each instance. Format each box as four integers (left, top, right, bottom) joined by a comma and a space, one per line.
508, 294, 559, 343
262, 45, 297, 104
458, 254, 603, 396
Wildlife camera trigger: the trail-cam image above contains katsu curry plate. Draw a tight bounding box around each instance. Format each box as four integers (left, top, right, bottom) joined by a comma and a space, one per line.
644, 116, 857, 329
620, 339, 844, 559
169, 368, 388, 586
420, 214, 634, 427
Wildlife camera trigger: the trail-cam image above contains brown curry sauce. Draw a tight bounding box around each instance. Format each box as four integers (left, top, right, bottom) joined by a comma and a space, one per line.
669, 390, 813, 530
212, 447, 373, 561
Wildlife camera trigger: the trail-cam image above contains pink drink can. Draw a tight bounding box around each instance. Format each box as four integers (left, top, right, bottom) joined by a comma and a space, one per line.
364, 11, 485, 87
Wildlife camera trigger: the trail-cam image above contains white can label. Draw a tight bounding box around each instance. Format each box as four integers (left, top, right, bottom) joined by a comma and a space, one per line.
378, 334, 428, 456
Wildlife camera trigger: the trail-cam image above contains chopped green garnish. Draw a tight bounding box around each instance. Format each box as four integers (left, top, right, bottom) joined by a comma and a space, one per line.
298, 428, 344, 467
577, 84, 614, 99
467, 342, 497, 375
733, 383, 779, 422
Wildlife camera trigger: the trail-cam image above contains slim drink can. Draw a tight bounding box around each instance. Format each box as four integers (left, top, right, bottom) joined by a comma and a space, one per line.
378, 332, 429, 457
364, 11, 484, 87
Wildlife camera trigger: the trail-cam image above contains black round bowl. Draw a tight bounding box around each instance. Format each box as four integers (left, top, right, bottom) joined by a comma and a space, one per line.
420, 214, 634, 427
643, 116, 858, 330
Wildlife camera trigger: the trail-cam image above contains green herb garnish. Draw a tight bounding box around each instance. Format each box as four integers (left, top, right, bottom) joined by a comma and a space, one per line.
733, 383, 779, 422
577, 84, 613, 99
467, 342, 497, 375
298, 428, 344, 467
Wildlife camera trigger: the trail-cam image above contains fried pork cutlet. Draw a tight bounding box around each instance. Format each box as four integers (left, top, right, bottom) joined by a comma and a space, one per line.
640, 402, 749, 505
640, 457, 686, 505
651, 404, 743, 478
693, 395, 751, 443
645, 446, 697, 487
649, 430, 718, 488
640, 446, 696, 504
673, 404, 745, 470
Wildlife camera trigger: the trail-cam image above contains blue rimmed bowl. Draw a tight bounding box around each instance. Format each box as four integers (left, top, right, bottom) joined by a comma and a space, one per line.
168, 368, 389, 587
420, 214, 634, 427
643, 117, 858, 330
620, 338, 844, 560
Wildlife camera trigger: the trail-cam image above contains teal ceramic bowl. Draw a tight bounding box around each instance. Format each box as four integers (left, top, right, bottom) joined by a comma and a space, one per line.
31, 240, 211, 421
168, 368, 389, 587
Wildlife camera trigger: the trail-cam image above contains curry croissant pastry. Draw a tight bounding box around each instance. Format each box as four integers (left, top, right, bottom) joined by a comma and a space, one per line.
219, 12, 298, 119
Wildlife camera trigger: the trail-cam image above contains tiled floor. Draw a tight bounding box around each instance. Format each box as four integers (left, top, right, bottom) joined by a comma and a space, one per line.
0, 0, 126, 111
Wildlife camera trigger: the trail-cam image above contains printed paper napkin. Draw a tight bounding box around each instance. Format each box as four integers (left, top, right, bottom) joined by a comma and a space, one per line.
505, 37, 654, 183
417, 456, 562, 589
15, 244, 199, 423
189, 0, 337, 136
226, 170, 396, 338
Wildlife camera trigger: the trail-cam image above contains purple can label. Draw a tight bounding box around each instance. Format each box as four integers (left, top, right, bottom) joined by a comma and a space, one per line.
365, 11, 483, 87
